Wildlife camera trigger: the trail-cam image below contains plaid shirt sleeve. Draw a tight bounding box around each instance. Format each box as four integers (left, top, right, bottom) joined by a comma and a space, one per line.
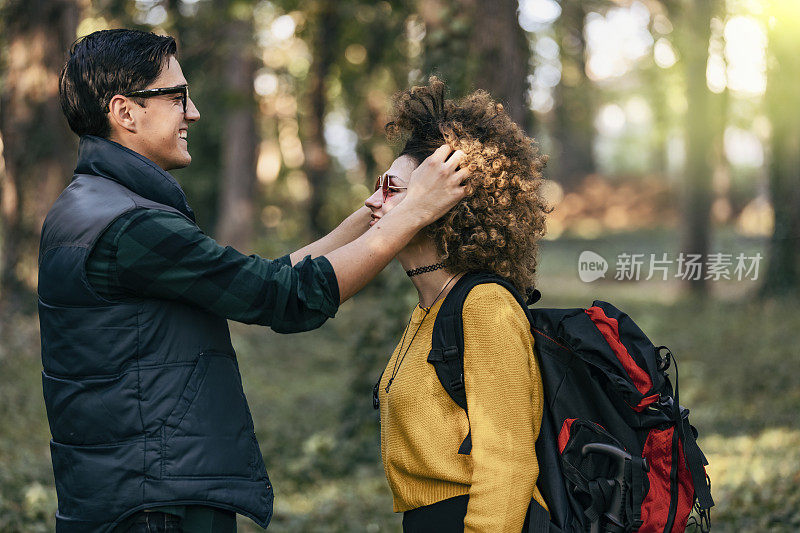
86, 208, 340, 333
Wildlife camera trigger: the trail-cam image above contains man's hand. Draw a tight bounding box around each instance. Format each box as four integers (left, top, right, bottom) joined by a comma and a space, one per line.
291, 144, 466, 266
322, 144, 469, 303
400, 144, 469, 225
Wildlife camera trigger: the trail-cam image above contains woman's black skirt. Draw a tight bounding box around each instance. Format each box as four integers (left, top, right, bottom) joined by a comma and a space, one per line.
402, 494, 533, 532
402, 495, 469, 533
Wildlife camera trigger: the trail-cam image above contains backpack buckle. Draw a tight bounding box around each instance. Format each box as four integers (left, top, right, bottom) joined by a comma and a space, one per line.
655, 346, 672, 372
450, 373, 464, 390
442, 347, 459, 360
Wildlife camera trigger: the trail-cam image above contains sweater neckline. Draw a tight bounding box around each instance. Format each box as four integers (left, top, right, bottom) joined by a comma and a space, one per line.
409, 298, 445, 324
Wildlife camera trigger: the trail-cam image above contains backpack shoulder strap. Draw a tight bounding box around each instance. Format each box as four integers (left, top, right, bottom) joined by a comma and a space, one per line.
428, 271, 530, 455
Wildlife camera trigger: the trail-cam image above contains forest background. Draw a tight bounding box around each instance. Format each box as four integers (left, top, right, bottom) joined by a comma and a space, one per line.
1, 0, 799, 531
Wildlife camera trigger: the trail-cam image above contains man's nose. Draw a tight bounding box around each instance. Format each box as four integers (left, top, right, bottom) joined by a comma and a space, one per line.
186, 97, 200, 122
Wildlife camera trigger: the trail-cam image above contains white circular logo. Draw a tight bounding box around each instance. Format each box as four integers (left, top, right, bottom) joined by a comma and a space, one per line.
578, 251, 608, 282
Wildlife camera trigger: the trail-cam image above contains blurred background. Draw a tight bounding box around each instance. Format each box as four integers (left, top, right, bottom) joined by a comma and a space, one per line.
1, 0, 799, 531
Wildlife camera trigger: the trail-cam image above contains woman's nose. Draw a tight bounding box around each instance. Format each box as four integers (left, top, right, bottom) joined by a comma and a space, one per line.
365, 189, 382, 210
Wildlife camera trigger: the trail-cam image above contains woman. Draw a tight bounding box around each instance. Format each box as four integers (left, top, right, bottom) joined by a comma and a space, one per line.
367, 78, 550, 532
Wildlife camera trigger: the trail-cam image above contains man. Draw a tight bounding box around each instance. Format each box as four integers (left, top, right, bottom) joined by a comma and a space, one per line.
40, 29, 467, 532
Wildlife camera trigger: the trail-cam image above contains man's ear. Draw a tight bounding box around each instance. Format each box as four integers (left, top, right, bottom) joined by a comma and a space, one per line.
107, 95, 138, 134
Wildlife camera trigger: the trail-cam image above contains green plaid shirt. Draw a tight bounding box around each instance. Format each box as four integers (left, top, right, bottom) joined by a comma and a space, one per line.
86, 208, 339, 332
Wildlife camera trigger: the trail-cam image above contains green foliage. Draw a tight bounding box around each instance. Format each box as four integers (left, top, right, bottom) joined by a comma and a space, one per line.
333, 266, 416, 470
3, 234, 800, 531
0, 316, 57, 533
4, 0, 800, 529
417, 2, 473, 95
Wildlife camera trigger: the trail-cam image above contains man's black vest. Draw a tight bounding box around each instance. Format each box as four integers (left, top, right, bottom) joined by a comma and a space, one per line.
38, 136, 273, 532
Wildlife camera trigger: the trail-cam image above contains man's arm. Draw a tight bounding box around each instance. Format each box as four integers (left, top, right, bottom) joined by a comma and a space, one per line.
325, 145, 468, 302
83, 145, 466, 333
86, 209, 341, 333
289, 144, 467, 278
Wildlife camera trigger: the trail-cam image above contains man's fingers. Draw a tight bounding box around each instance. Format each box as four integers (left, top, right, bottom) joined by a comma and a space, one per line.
453, 166, 470, 183
401, 144, 470, 224
430, 143, 454, 162
445, 149, 466, 171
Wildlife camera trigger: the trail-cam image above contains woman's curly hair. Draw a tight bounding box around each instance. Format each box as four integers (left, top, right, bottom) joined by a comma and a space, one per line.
385, 77, 549, 292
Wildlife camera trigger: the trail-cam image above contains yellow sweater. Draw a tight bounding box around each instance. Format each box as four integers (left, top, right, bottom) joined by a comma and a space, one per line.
378, 283, 547, 533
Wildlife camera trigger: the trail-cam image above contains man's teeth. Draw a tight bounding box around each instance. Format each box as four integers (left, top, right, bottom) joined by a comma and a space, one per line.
179, 131, 187, 139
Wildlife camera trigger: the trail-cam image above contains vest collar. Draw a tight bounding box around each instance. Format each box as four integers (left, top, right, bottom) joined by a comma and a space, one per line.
75, 135, 196, 222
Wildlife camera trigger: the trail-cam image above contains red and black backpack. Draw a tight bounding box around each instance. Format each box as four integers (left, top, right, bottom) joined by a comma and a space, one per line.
414, 271, 713, 533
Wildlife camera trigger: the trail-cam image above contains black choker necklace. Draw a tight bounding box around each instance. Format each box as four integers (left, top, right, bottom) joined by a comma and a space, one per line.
406, 262, 444, 277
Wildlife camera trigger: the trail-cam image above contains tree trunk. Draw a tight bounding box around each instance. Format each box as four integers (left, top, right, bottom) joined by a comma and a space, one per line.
418, 0, 533, 132
761, 2, 800, 297
674, 0, 716, 296
0, 0, 81, 309
552, 0, 596, 189
420, 0, 531, 132
762, 133, 800, 296
470, 0, 531, 132
214, 14, 258, 251
305, 0, 338, 238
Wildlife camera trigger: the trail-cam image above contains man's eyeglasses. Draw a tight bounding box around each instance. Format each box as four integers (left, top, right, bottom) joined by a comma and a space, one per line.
123, 84, 189, 113
374, 174, 408, 202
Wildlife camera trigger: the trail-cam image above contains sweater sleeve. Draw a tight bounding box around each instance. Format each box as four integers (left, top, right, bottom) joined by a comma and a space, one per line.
461, 283, 544, 533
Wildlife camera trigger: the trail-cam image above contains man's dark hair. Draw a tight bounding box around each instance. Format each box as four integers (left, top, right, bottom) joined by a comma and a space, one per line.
59, 29, 177, 138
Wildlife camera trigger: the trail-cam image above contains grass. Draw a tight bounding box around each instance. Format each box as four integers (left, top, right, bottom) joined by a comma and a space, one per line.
1, 230, 798, 532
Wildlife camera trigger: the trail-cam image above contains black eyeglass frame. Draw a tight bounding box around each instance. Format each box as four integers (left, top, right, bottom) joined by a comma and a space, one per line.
122, 84, 189, 113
